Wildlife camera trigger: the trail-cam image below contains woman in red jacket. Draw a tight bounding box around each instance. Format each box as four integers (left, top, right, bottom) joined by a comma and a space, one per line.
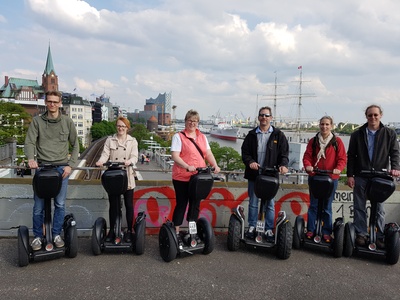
302, 116, 347, 243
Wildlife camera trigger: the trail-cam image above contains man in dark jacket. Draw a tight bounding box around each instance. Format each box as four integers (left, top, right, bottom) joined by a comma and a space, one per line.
347, 104, 400, 248
241, 106, 289, 241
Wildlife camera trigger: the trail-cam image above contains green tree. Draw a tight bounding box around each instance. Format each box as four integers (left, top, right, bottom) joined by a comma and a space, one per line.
0, 101, 31, 145
130, 124, 150, 148
209, 141, 244, 171
90, 120, 116, 140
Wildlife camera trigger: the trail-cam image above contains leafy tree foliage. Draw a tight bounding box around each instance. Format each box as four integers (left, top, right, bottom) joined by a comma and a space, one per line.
209, 141, 244, 171
90, 120, 116, 140
0, 101, 31, 145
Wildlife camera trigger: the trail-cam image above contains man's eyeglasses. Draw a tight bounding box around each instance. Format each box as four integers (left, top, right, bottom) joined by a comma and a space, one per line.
259, 113, 271, 118
46, 101, 60, 105
367, 113, 380, 118
116, 125, 127, 128
187, 119, 198, 123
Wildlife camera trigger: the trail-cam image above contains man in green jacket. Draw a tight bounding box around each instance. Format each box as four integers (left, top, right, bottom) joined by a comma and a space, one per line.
25, 91, 79, 251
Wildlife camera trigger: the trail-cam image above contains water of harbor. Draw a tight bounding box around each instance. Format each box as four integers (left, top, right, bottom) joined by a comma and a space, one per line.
206, 127, 351, 154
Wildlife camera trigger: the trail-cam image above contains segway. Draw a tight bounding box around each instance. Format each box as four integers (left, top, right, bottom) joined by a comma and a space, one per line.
17, 164, 78, 267
159, 167, 215, 262
227, 168, 292, 259
91, 162, 146, 255
292, 169, 344, 257
343, 169, 400, 264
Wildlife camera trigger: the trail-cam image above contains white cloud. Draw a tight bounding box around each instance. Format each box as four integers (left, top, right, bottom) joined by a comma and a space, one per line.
1, 0, 399, 124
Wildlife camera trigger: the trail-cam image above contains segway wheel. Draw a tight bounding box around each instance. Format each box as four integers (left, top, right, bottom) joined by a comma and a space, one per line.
65, 225, 78, 258
17, 226, 30, 267
197, 217, 215, 255
292, 216, 304, 250
385, 227, 400, 265
91, 217, 106, 256
227, 214, 241, 251
134, 219, 146, 255
276, 220, 292, 260
333, 223, 344, 258
343, 222, 354, 258
159, 224, 177, 262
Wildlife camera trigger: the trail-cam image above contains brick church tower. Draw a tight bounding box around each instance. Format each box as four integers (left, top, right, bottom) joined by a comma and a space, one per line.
41, 44, 59, 92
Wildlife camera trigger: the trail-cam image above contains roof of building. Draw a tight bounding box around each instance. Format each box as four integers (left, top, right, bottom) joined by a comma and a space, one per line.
149, 115, 158, 122
0, 77, 43, 98
62, 94, 91, 106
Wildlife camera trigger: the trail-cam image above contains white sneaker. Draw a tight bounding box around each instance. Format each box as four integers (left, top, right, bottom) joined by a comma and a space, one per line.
245, 226, 255, 238
31, 237, 42, 251
54, 235, 65, 248
265, 229, 273, 236
265, 229, 274, 242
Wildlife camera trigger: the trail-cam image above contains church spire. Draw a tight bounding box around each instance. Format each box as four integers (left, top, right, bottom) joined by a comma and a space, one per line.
44, 43, 56, 75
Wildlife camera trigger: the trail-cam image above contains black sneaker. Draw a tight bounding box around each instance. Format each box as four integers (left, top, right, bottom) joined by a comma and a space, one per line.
176, 233, 184, 247
245, 226, 255, 239
376, 238, 385, 249
105, 231, 115, 242
355, 235, 367, 246
265, 230, 275, 243
124, 230, 132, 243
195, 234, 202, 243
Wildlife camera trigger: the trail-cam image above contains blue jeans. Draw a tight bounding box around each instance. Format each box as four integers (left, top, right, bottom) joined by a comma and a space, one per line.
247, 180, 275, 230
32, 167, 69, 238
353, 176, 385, 238
307, 177, 338, 235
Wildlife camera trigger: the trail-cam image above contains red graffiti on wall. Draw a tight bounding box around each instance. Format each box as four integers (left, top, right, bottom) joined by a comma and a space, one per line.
134, 186, 310, 233
134, 186, 248, 229
275, 191, 310, 221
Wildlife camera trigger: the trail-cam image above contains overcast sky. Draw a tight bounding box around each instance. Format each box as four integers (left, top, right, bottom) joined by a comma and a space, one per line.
1, 0, 400, 124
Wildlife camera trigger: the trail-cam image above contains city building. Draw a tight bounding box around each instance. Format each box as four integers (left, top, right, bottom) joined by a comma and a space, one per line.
62, 93, 93, 147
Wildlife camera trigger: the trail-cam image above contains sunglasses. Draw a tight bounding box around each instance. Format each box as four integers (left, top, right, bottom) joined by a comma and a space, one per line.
259, 113, 271, 118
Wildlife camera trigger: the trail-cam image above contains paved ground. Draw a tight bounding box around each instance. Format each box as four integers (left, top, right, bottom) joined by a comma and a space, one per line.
1, 235, 400, 300
135, 159, 172, 181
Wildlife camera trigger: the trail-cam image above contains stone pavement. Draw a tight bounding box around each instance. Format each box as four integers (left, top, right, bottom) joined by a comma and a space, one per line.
1, 235, 400, 299
135, 156, 172, 181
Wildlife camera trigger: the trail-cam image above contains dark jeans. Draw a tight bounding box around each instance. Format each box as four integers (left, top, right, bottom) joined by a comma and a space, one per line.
307, 177, 338, 235
108, 189, 134, 232
353, 176, 385, 238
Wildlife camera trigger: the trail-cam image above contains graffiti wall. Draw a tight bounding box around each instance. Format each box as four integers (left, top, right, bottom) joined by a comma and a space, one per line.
1, 180, 400, 236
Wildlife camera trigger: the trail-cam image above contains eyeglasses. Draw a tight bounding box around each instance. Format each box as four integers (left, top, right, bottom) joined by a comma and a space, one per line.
46, 101, 60, 105
259, 114, 271, 118
367, 113, 379, 118
116, 125, 127, 128
187, 119, 198, 123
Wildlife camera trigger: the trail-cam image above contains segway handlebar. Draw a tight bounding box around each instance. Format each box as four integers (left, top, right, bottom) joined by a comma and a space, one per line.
359, 169, 392, 177
195, 166, 215, 173
307, 168, 333, 175
38, 163, 70, 168
258, 166, 279, 176
103, 161, 135, 168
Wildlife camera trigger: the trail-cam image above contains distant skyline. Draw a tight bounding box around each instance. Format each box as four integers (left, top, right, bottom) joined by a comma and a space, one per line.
1, 0, 400, 124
